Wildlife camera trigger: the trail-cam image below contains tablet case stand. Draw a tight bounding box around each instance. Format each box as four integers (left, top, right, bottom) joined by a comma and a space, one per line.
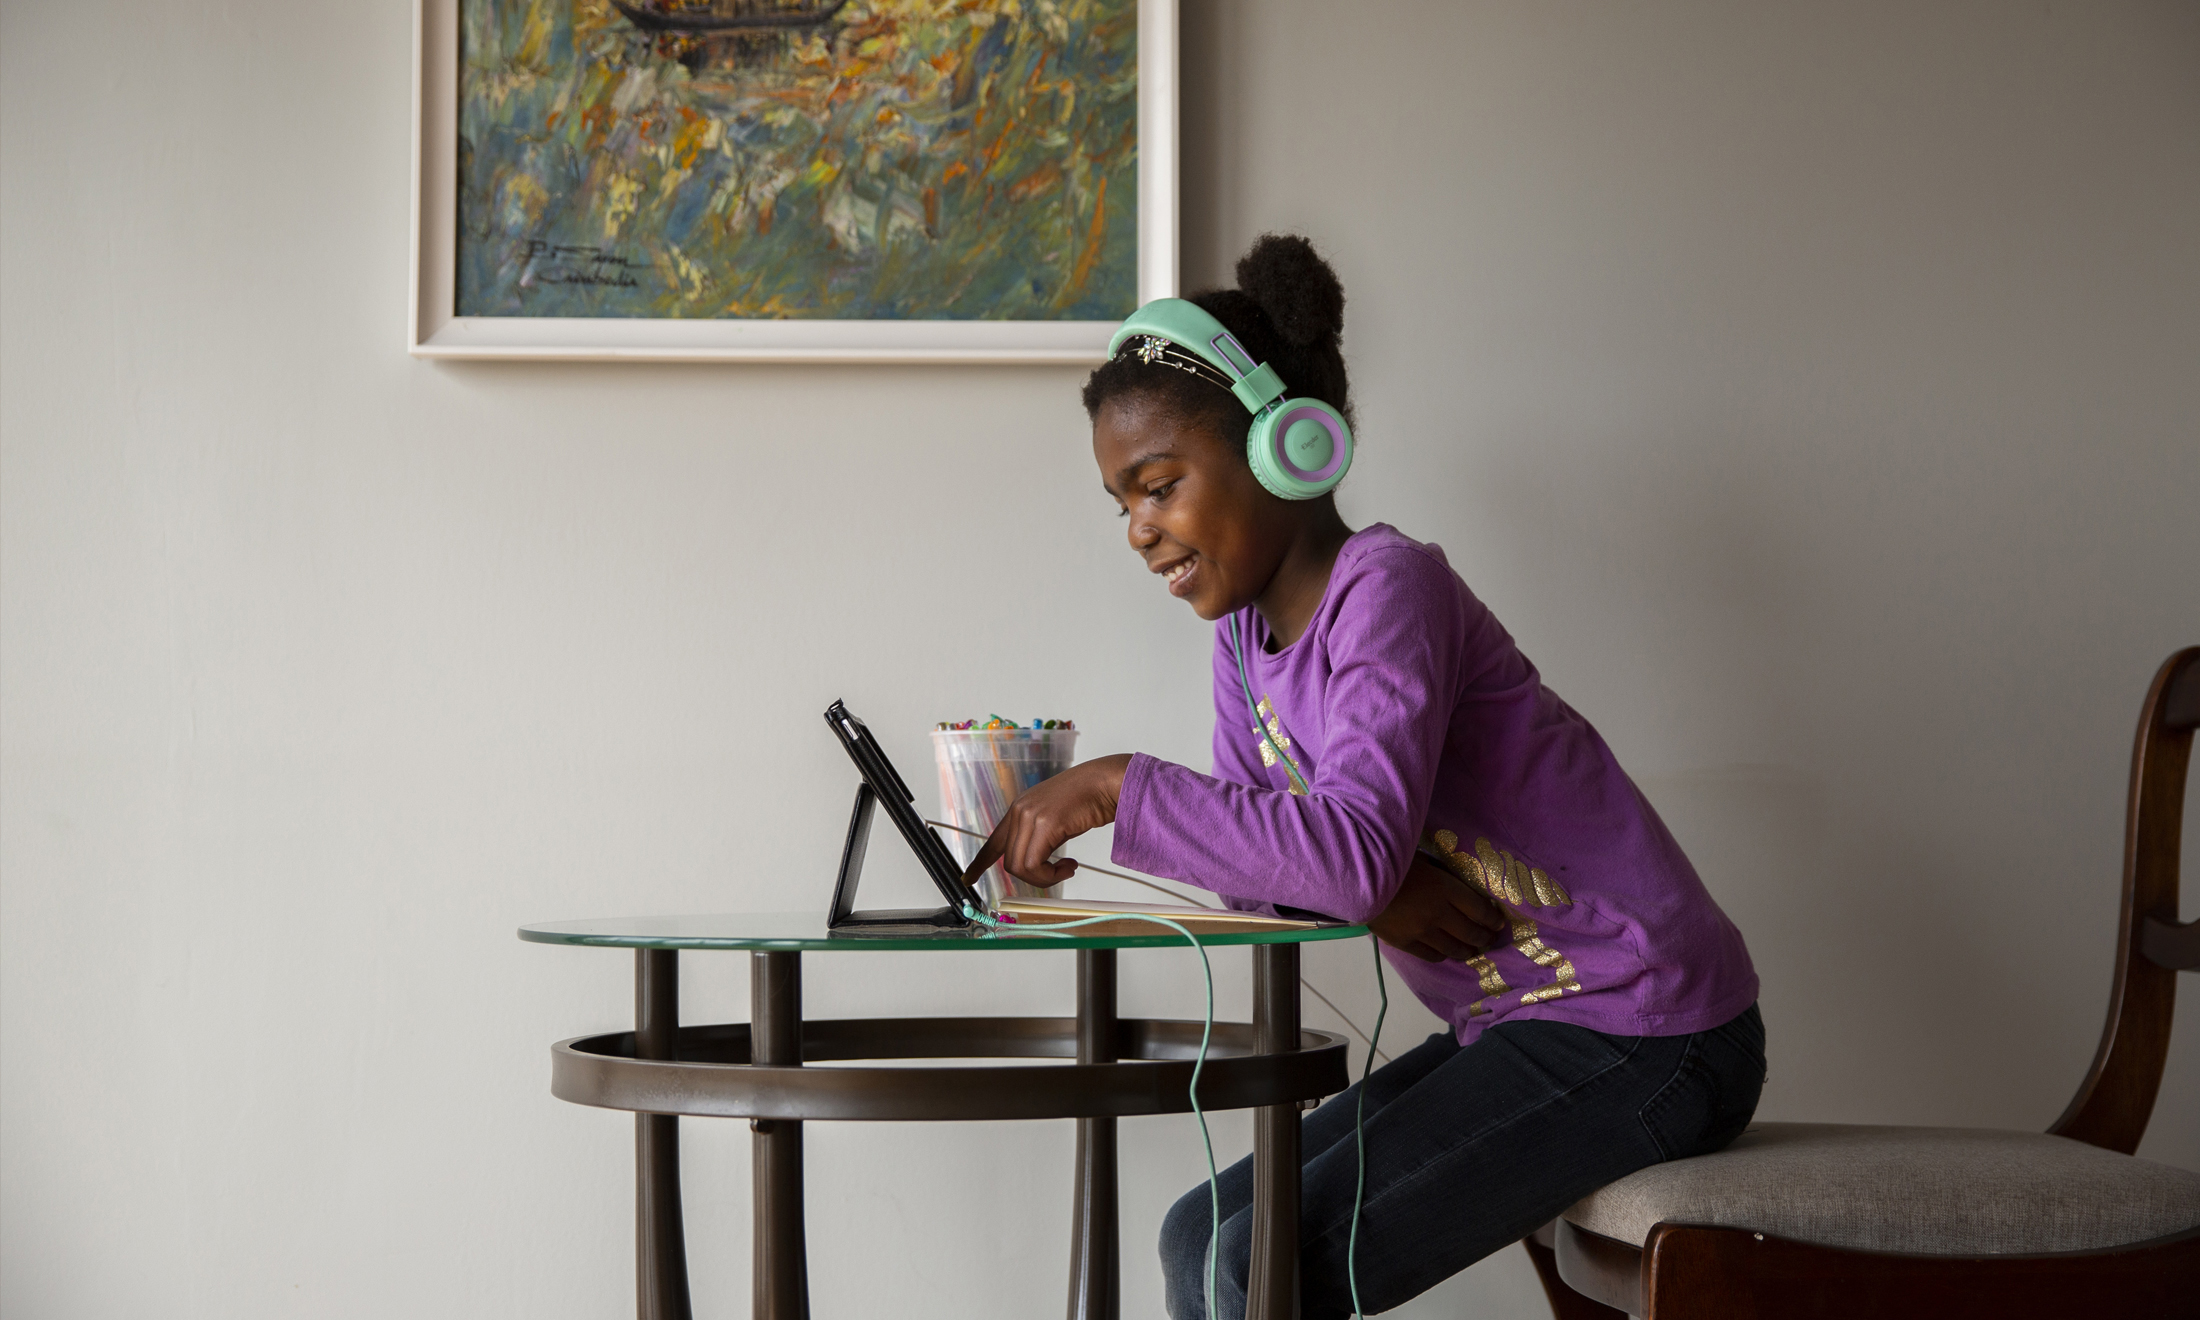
828, 781, 972, 932
825, 700, 976, 933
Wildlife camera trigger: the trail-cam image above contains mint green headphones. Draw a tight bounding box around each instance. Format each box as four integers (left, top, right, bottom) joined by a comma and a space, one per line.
1106, 297, 1355, 500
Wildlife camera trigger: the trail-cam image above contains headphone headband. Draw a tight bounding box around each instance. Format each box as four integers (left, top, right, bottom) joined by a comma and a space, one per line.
1106, 296, 1354, 501
1115, 334, 1239, 396
1107, 298, 1287, 415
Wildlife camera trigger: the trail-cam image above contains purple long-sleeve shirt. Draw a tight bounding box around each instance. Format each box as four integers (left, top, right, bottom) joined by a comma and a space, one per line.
1112, 524, 1758, 1044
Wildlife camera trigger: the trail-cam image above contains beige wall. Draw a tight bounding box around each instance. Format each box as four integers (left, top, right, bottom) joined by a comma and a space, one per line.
4, 2, 2195, 1317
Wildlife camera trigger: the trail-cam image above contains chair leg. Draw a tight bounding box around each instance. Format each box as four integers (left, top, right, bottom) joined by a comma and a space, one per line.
1523, 1229, 1630, 1320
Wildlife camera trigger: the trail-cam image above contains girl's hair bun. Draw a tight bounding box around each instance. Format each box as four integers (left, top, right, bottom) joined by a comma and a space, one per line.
1235, 233, 1345, 349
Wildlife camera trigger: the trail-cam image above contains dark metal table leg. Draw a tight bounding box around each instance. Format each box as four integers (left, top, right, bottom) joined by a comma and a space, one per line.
1246, 942, 1302, 1320
636, 949, 693, 1320
751, 951, 810, 1320
1068, 949, 1120, 1320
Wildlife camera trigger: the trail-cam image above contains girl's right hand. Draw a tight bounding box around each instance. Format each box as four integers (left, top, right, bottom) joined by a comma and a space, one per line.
961, 754, 1136, 890
1368, 855, 1509, 962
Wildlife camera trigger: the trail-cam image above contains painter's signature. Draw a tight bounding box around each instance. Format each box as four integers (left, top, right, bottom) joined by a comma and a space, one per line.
518, 240, 647, 289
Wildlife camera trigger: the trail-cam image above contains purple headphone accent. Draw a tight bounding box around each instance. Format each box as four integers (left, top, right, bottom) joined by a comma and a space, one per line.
1208, 332, 1259, 376
1271, 404, 1349, 482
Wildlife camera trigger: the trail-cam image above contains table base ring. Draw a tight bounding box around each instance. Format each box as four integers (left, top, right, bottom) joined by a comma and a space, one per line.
553, 1016, 1351, 1122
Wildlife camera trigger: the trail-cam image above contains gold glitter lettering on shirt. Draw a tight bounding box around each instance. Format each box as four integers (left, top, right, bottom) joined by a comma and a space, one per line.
1429, 831, 1573, 909
1475, 838, 1524, 904
1423, 827, 1582, 1010
1428, 830, 1486, 894
1251, 695, 1307, 796
1509, 917, 1582, 1002
1424, 835, 1513, 1008
1465, 953, 1509, 998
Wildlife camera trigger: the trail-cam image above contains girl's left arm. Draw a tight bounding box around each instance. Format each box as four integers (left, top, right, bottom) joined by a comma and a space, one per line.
1111, 547, 1473, 922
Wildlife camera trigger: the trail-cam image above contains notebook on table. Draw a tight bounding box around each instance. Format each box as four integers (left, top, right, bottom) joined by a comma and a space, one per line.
995, 896, 1326, 939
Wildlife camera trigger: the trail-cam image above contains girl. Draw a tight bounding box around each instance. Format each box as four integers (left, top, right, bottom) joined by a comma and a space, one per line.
964, 235, 1764, 1320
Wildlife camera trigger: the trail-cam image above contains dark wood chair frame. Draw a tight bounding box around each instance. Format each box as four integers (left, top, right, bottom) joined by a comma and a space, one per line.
1518, 646, 2200, 1318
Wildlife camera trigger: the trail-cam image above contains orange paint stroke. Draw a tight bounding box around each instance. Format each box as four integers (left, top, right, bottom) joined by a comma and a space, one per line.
1006, 160, 1063, 204
1062, 174, 1107, 302
673, 115, 710, 170
578, 102, 616, 151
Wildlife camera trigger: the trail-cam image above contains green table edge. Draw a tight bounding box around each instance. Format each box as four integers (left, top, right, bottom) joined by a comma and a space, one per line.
518, 911, 1370, 952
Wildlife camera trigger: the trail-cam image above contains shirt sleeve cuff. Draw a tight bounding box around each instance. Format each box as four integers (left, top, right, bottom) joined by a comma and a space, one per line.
1110, 752, 1161, 871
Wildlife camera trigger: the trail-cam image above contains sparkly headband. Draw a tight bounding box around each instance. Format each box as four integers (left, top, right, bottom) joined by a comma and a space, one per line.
1115, 334, 1239, 396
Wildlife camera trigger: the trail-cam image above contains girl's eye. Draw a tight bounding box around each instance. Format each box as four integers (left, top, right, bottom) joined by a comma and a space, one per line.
1149, 481, 1176, 502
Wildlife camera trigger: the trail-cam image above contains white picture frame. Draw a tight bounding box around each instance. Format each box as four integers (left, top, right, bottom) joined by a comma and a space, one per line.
409, 0, 1177, 364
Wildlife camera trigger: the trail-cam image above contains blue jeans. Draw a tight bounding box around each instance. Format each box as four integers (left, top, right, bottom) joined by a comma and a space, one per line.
1159, 1003, 1766, 1320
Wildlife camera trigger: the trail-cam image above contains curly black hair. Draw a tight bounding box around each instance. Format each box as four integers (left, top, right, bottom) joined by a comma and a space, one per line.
1082, 233, 1352, 453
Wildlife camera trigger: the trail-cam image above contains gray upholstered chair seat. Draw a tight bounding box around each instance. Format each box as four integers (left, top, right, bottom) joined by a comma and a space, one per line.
1563, 1121, 2200, 1255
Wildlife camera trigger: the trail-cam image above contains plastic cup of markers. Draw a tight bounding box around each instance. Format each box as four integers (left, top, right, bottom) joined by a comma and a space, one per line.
931, 725, 1080, 907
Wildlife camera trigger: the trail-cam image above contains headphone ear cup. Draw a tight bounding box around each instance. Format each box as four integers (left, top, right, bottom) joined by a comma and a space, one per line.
1247, 398, 1354, 500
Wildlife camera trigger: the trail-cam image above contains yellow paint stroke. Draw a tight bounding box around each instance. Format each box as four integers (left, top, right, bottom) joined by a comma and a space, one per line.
603, 173, 642, 240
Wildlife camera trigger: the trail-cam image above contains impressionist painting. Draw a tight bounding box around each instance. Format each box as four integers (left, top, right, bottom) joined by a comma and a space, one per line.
456, 0, 1139, 322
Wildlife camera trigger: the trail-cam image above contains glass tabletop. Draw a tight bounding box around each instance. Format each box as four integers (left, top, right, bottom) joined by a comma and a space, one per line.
518, 911, 1370, 952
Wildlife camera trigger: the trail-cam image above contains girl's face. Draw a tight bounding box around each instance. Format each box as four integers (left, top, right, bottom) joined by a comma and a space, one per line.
1094, 394, 1295, 621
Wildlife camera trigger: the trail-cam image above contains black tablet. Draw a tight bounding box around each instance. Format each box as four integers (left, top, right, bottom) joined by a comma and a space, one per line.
823, 699, 977, 929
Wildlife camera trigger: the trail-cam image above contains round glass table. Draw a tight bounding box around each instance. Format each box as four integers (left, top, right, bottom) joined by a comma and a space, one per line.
519, 912, 1367, 1320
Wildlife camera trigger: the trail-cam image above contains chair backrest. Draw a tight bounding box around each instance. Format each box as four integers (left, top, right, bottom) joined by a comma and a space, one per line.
2050, 646, 2199, 1154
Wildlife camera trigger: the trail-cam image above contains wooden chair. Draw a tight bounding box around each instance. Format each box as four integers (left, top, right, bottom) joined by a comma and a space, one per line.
1520, 645, 2200, 1318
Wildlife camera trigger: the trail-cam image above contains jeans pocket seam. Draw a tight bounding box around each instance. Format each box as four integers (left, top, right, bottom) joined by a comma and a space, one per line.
1635, 1035, 1706, 1162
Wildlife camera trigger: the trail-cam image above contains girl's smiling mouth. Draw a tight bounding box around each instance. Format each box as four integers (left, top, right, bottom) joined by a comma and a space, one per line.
1157, 553, 1200, 597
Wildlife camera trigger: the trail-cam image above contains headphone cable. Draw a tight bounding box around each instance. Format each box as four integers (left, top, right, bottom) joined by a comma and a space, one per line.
927, 819, 1390, 1064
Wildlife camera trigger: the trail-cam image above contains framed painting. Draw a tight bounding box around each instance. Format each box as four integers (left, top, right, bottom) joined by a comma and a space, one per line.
410, 0, 1176, 362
